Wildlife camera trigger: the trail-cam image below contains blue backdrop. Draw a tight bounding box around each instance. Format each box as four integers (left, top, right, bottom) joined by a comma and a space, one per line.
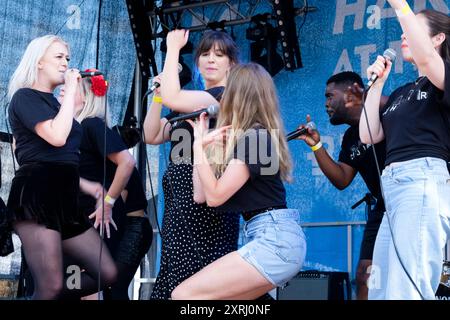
0, 0, 448, 282
154, 0, 449, 278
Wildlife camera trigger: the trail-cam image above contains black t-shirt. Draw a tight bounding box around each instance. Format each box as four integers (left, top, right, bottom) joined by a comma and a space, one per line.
338, 125, 386, 211
164, 86, 224, 163
122, 167, 148, 213
8, 88, 82, 165
218, 127, 287, 213
380, 61, 450, 165
79, 117, 128, 186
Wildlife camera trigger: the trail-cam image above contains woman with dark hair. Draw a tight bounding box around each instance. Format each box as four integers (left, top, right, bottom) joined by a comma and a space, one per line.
360, 2, 450, 299
143, 29, 240, 299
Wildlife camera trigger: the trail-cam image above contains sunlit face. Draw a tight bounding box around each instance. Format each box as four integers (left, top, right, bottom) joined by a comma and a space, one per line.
38, 41, 70, 88
401, 14, 435, 63
325, 83, 347, 125
197, 43, 232, 87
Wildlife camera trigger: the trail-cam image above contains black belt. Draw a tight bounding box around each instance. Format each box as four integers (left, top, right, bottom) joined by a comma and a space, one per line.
241, 205, 287, 222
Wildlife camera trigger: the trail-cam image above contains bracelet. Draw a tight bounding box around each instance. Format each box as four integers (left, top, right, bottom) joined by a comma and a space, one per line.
104, 195, 116, 206
311, 141, 323, 152
395, 2, 413, 17
152, 95, 162, 104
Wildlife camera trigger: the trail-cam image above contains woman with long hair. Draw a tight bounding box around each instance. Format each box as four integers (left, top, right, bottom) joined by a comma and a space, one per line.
73, 74, 153, 300
360, 2, 450, 299
6, 35, 117, 299
143, 29, 241, 299
172, 63, 306, 299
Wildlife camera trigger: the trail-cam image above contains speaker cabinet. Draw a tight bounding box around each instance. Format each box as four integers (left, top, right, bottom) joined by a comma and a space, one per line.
277, 271, 351, 300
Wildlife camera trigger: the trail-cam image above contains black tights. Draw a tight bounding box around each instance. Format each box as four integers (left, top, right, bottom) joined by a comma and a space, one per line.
14, 220, 117, 300
103, 216, 152, 300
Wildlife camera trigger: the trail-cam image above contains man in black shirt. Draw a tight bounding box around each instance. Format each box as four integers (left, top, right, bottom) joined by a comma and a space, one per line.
296, 71, 387, 300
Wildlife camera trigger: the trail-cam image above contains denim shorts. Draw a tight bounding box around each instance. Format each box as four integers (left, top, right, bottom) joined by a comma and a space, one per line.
237, 209, 306, 287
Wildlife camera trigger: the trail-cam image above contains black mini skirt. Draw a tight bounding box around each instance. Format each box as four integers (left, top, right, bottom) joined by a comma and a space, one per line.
7, 162, 91, 240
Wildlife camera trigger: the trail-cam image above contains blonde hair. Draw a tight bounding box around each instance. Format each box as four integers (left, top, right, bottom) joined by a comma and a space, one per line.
8, 35, 68, 100
212, 63, 292, 181
75, 77, 110, 126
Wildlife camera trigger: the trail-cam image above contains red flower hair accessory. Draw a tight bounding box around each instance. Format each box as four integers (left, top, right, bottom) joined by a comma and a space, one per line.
85, 68, 108, 97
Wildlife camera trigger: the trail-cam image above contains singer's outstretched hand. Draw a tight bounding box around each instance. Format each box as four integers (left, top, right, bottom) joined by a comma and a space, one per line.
367, 55, 392, 87
297, 114, 320, 146
344, 82, 364, 108
187, 112, 231, 148
167, 29, 190, 51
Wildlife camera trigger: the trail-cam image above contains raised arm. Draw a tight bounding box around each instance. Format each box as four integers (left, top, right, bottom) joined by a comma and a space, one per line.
359, 56, 392, 144
387, 0, 446, 89
143, 75, 172, 144
161, 30, 219, 112
35, 69, 80, 147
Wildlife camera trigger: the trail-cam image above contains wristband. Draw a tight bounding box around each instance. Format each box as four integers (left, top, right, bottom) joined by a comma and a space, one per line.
104, 195, 116, 206
311, 141, 323, 152
395, 2, 413, 17
152, 95, 162, 104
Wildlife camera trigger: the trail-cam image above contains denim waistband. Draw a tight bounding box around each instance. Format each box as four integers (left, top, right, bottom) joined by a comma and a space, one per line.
383, 157, 448, 176
242, 205, 287, 222
245, 208, 300, 226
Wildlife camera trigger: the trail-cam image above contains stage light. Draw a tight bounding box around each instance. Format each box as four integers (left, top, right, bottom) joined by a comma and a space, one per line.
272, 0, 303, 70
246, 14, 284, 76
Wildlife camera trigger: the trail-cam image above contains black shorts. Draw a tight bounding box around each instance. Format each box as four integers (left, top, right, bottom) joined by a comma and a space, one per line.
359, 209, 384, 260
7, 162, 91, 240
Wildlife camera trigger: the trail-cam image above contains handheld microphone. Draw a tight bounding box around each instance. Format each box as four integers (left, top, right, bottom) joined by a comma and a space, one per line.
286, 121, 316, 141
80, 70, 103, 78
168, 105, 219, 123
367, 48, 397, 88
147, 63, 183, 95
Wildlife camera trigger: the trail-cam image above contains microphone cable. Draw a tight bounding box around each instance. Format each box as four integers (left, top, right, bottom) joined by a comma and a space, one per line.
361, 82, 425, 300
96, 88, 108, 299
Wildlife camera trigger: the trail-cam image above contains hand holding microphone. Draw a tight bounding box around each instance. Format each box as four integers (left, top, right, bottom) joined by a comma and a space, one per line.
168, 105, 219, 123
146, 63, 183, 96
288, 115, 318, 143
367, 48, 397, 88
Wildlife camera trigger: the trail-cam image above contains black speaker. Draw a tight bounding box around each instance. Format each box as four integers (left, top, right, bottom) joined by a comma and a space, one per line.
277, 271, 352, 300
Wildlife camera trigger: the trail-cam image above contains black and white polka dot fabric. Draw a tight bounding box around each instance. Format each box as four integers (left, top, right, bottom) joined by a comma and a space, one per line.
150, 162, 240, 300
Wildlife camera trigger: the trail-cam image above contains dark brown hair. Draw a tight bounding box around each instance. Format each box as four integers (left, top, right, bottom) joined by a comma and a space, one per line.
194, 30, 239, 66
419, 9, 450, 62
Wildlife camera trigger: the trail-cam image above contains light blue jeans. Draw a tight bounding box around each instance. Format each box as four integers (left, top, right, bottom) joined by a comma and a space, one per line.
368, 157, 450, 300
237, 209, 306, 287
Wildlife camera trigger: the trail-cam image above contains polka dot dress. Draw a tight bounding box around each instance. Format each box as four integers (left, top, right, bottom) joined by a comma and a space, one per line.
150, 161, 240, 300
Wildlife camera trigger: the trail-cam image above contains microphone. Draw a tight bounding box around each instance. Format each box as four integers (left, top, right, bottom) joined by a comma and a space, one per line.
147, 63, 183, 95
286, 121, 316, 141
367, 48, 397, 88
80, 70, 103, 78
168, 105, 219, 123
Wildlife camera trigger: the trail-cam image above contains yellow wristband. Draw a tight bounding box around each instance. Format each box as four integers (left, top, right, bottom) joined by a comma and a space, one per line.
396, 3, 413, 17
152, 95, 162, 104
311, 141, 323, 152
104, 195, 116, 206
